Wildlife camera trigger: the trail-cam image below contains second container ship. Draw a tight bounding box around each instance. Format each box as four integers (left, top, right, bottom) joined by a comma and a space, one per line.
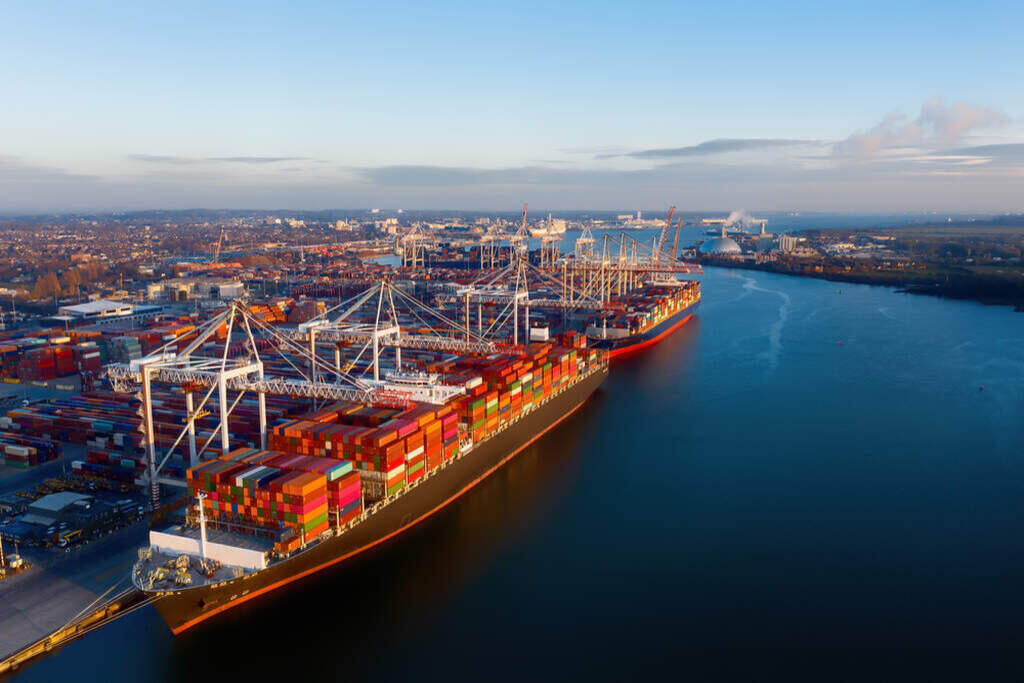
585, 280, 701, 358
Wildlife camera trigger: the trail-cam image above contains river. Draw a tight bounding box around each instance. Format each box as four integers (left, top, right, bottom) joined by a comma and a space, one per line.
16, 266, 1024, 681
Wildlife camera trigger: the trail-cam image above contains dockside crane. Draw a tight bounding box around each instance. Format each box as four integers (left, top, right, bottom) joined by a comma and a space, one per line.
107, 281, 510, 507
671, 217, 683, 261
655, 205, 676, 263
212, 227, 225, 264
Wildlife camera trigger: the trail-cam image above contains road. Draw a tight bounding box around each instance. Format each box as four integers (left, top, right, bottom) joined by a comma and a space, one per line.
0, 521, 147, 658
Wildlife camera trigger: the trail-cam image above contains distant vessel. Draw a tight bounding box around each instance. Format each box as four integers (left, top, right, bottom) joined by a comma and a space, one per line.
529, 217, 568, 238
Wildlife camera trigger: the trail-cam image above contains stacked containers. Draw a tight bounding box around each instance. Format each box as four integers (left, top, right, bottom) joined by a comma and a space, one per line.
187, 458, 329, 554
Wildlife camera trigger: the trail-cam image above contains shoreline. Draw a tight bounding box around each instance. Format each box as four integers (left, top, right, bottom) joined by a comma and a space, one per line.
700, 258, 1024, 311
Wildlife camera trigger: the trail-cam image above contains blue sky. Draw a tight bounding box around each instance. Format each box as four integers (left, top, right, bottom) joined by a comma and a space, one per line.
2, 0, 1023, 213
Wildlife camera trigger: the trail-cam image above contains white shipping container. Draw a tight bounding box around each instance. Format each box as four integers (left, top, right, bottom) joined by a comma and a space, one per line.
150, 530, 267, 571
405, 445, 424, 461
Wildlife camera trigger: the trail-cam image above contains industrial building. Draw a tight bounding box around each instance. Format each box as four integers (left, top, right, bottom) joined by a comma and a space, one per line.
52, 300, 163, 328
2, 492, 139, 545
146, 278, 246, 302
57, 300, 133, 320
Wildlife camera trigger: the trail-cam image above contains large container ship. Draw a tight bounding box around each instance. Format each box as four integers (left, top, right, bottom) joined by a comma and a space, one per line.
133, 346, 609, 634
585, 280, 701, 358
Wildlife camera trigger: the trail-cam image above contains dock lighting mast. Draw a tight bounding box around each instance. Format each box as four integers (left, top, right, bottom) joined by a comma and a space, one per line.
196, 492, 208, 563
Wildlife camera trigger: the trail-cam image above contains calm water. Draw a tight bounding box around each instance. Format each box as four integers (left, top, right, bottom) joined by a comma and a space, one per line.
19, 267, 1024, 681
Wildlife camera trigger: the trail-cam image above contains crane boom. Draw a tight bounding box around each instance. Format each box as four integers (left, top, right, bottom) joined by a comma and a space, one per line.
212, 227, 225, 264
657, 206, 676, 262
671, 217, 682, 261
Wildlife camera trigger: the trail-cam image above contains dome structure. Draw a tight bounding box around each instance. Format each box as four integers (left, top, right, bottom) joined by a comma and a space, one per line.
699, 236, 742, 254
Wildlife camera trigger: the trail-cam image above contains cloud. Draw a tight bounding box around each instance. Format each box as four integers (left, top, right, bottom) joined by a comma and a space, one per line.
208, 156, 311, 164
0, 155, 98, 183
942, 143, 1024, 161
603, 138, 815, 159
127, 154, 310, 165
918, 97, 1008, 145
834, 98, 1007, 158
352, 164, 649, 187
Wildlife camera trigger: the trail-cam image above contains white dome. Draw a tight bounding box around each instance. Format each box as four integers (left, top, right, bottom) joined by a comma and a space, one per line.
700, 237, 742, 254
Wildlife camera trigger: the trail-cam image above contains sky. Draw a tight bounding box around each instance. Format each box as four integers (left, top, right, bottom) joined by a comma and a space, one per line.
2, 0, 1023, 214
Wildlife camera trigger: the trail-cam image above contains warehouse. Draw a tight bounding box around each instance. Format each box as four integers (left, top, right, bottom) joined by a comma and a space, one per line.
3, 492, 119, 544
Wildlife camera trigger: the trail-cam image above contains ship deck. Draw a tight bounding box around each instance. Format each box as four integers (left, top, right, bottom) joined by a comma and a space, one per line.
136, 525, 274, 591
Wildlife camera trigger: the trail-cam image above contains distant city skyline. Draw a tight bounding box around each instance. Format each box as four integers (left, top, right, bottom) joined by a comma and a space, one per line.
3, 0, 1023, 213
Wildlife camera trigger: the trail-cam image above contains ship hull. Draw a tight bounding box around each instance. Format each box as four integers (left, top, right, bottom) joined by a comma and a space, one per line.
589, 302, 698, 359
150, 364, 609, 634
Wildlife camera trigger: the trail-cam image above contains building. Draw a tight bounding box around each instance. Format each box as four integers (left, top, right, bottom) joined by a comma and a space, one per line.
699, 226, 743, 256
5, 492, 123, 543
147, 278, 246, 302
699, 236, 743, 255
58, 300, 133, 320
778, 234, 801, 253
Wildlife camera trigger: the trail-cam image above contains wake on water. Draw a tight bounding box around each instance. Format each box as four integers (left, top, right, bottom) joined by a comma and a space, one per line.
741, 275, 791, 372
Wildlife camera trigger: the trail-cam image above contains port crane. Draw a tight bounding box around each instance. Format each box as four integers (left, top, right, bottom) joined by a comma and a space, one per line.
399, 223, 431, 268
211, 227, 226, 264
107, 281, 507, 507
653, 205, 676, 264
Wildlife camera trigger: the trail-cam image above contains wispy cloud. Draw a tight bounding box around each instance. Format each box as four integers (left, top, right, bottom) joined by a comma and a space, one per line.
602, 138, 816, 160
128, 154, 310, 165
942, 143, 1024, 161
208, 156, 311, 164
834, 98, 1007, 159
353, 164, 649, 187
0, 155, 97, 183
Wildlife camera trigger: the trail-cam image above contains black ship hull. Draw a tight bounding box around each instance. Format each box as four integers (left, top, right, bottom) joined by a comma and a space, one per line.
149, 364, 609, 633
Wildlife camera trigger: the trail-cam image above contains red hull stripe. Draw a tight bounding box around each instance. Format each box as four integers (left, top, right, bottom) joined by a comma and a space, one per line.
171, 395, 594, 634
608, 313, 693, 359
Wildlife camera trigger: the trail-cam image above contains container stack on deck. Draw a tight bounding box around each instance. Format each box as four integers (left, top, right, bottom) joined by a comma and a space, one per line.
584, 282, 699, 336
268, 401, 460, 502
188, 449, 364, 554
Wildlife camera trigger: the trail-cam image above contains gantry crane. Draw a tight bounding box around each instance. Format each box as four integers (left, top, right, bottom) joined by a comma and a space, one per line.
106, 280, 508, 507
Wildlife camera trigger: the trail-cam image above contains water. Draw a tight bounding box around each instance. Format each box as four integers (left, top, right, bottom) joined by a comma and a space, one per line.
18, 268, 1024, 681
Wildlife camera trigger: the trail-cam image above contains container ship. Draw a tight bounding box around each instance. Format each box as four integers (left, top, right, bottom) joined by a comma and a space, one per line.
133, 343, 609, 634
584, 280, 700, 358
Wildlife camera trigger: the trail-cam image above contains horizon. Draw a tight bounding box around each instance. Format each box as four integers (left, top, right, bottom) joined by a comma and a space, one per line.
4, 1, 1024, 213
2, 208, 1015, 221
